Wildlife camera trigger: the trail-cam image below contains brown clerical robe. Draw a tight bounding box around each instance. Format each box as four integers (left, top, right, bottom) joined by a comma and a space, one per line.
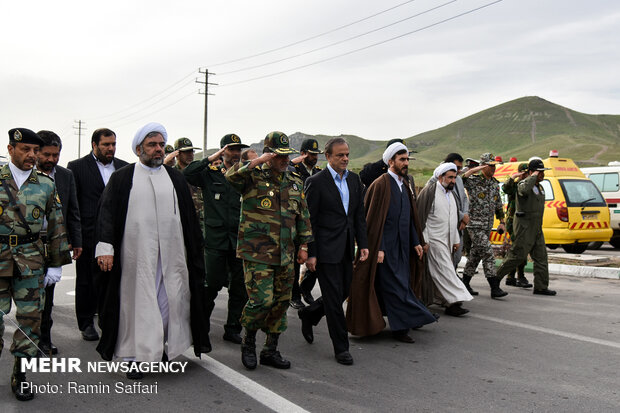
346, 174, 433, 337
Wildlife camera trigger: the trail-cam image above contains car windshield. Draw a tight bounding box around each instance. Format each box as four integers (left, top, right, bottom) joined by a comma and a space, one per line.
559, 179, 606, 207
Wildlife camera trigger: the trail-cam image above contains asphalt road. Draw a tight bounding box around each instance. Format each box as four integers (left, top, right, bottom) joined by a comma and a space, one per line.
1, 264, 619, 412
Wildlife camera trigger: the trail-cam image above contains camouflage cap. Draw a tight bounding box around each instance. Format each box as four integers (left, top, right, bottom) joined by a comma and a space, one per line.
263, 131, 298, 155
300, 138, 323, 154
220, 133, 249, 149
164, 144, 175, 155
479, 152, 500, 165
174, 137, 201, 152
8, 128, 44, 146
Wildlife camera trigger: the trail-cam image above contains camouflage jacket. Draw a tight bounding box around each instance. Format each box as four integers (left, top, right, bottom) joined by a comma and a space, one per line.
175, 164, 204, 234
463, 173, 504, 229
0, 165, 71, 277
225, 162, 313, 266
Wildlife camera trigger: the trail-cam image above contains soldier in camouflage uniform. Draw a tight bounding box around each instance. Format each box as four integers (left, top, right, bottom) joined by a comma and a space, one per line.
1, 128, 71, 401
183, 134, 249, 348
225, 131, 313, 370
462, 153, 508, 299
502, 163, 532, 288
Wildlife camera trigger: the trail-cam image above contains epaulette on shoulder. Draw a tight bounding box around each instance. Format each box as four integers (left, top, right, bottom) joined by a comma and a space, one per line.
36, 171, 54, 181
290, 171, 302, 180
314, 166, 322, 171
209, 165, 220, 171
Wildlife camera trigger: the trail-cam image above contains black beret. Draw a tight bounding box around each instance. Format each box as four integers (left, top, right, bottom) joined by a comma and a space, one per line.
8, 128, 44, 146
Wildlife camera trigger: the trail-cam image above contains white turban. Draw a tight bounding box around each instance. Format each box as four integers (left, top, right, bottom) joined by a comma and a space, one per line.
433, 162, 457, 179
132, 122, 168, 155
382, 142, 408, 166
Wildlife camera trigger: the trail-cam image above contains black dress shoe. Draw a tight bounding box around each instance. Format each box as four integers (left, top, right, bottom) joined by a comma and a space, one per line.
81, 325, 99, 341
445, 303, 469, 317
533, 288, 557, 296
335, 351, 354, 365
289, 298, 305, 309
39, 341, 58, 356
301, 290, 315, 304
392, 331, 415, 343
260, 351, 291, 369
50, 343, 58, 355
223, 331, 243, 344
505, 277, 517, 286
301, 317, 314, 344
200, 334, 212, 353
516, 277, 533, 288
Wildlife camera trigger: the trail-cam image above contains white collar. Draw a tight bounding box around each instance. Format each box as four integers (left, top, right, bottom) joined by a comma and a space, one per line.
8, 161, 33, 189
138, 162, 163, 172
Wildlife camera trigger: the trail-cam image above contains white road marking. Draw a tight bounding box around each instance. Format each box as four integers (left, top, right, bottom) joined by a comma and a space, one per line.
470, 313, 620, 350
187, 351, 310, 413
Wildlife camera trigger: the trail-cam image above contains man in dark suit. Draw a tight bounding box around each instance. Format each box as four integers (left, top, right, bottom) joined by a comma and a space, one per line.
67, 128, 128, 341
300, 137, 369, 365
36, 131, 83, 354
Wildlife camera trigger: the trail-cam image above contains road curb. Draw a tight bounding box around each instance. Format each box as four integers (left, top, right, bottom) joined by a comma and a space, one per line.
457, 258, 620, 280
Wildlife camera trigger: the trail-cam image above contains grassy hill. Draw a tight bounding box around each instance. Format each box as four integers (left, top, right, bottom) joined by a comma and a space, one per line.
203, 96, 620, 182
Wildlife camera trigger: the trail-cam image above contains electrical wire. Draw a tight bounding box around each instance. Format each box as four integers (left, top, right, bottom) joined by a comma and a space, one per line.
220, 0, 503, 87
85, 69, 197, 121
219, 1, 456, 76
206, 0, 419, 68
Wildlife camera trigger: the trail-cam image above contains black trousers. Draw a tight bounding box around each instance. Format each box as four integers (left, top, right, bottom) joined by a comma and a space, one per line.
292, 258, 318, 299
303, 251, 353, 355
75, 244, 98, 331
40, 283, 55, 345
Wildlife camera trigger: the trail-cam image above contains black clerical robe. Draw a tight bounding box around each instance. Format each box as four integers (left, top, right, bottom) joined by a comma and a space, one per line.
94, 163, 208, 361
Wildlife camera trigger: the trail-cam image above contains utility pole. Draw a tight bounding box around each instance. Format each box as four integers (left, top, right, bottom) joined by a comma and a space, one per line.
73, 120, 86, 158
196, 68, 217, 151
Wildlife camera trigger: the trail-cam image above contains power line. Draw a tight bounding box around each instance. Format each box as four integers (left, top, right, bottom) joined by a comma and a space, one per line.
85, 69, 197, 121
95, 79, 195, 124
107, 89, 199, 129
206, 0, 419, 68
220, 0, 503, 87
219, 0, 456, 76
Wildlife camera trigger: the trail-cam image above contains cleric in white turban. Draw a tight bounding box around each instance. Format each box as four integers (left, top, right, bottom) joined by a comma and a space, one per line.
94, 122, 209, 373
132, 122, 168, 155
383, 142, 409, 166
433, 162, 458, 179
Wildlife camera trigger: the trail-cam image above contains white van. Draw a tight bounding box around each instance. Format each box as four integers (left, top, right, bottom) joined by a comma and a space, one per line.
582, 162, 620, 248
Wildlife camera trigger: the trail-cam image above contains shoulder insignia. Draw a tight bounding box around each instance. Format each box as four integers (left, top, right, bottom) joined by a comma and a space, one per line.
290, 171, 301, 178
36, 171, 53, 182
56, 193, 62, 205
210, 165, 219, 171
314, 166, 322, 171
260, 198, 272, 209
0, 205, 3, 216
301, 192, 305, 199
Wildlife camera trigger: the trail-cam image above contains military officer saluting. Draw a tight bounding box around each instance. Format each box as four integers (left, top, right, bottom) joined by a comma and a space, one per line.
1, 128, 71, 401
226, 131, 313, 371
287, 138, 322, 308
183, 133, 249, 350
496, 159, 556, 296
461, 152, 507, 299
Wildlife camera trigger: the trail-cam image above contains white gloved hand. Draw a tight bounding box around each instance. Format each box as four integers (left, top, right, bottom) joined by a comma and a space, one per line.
43, 267, 62, 287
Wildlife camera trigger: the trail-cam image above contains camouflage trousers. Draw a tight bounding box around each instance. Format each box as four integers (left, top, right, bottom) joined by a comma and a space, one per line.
0, 266, 44, 358
463, 227, 496, 278
241, 261, 294, 334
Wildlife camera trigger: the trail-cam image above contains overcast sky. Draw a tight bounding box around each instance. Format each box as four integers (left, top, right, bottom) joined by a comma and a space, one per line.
1, 0, 619, 164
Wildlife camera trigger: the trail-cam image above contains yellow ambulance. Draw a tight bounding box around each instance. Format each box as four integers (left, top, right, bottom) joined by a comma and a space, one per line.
490, 154, 612, 254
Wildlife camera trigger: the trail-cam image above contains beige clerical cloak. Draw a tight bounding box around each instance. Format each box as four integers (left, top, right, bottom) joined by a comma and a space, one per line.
114, 164, 192, 361
422, 183, 473, 305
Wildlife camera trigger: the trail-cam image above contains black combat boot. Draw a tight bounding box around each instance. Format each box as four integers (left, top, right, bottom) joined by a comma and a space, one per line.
11, 357, 34, 401
241, 329, 258, 370
516, 276, 533, 288
259, 333, 291, 369
461, 275, 479, 296
505, 272, 517, 286
487, 277, 508, 299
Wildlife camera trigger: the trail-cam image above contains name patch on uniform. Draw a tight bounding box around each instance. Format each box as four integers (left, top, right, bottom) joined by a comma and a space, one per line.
260, 198, 272, 209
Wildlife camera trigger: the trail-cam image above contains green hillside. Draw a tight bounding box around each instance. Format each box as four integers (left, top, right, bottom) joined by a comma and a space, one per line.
203, 97, 620, 181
